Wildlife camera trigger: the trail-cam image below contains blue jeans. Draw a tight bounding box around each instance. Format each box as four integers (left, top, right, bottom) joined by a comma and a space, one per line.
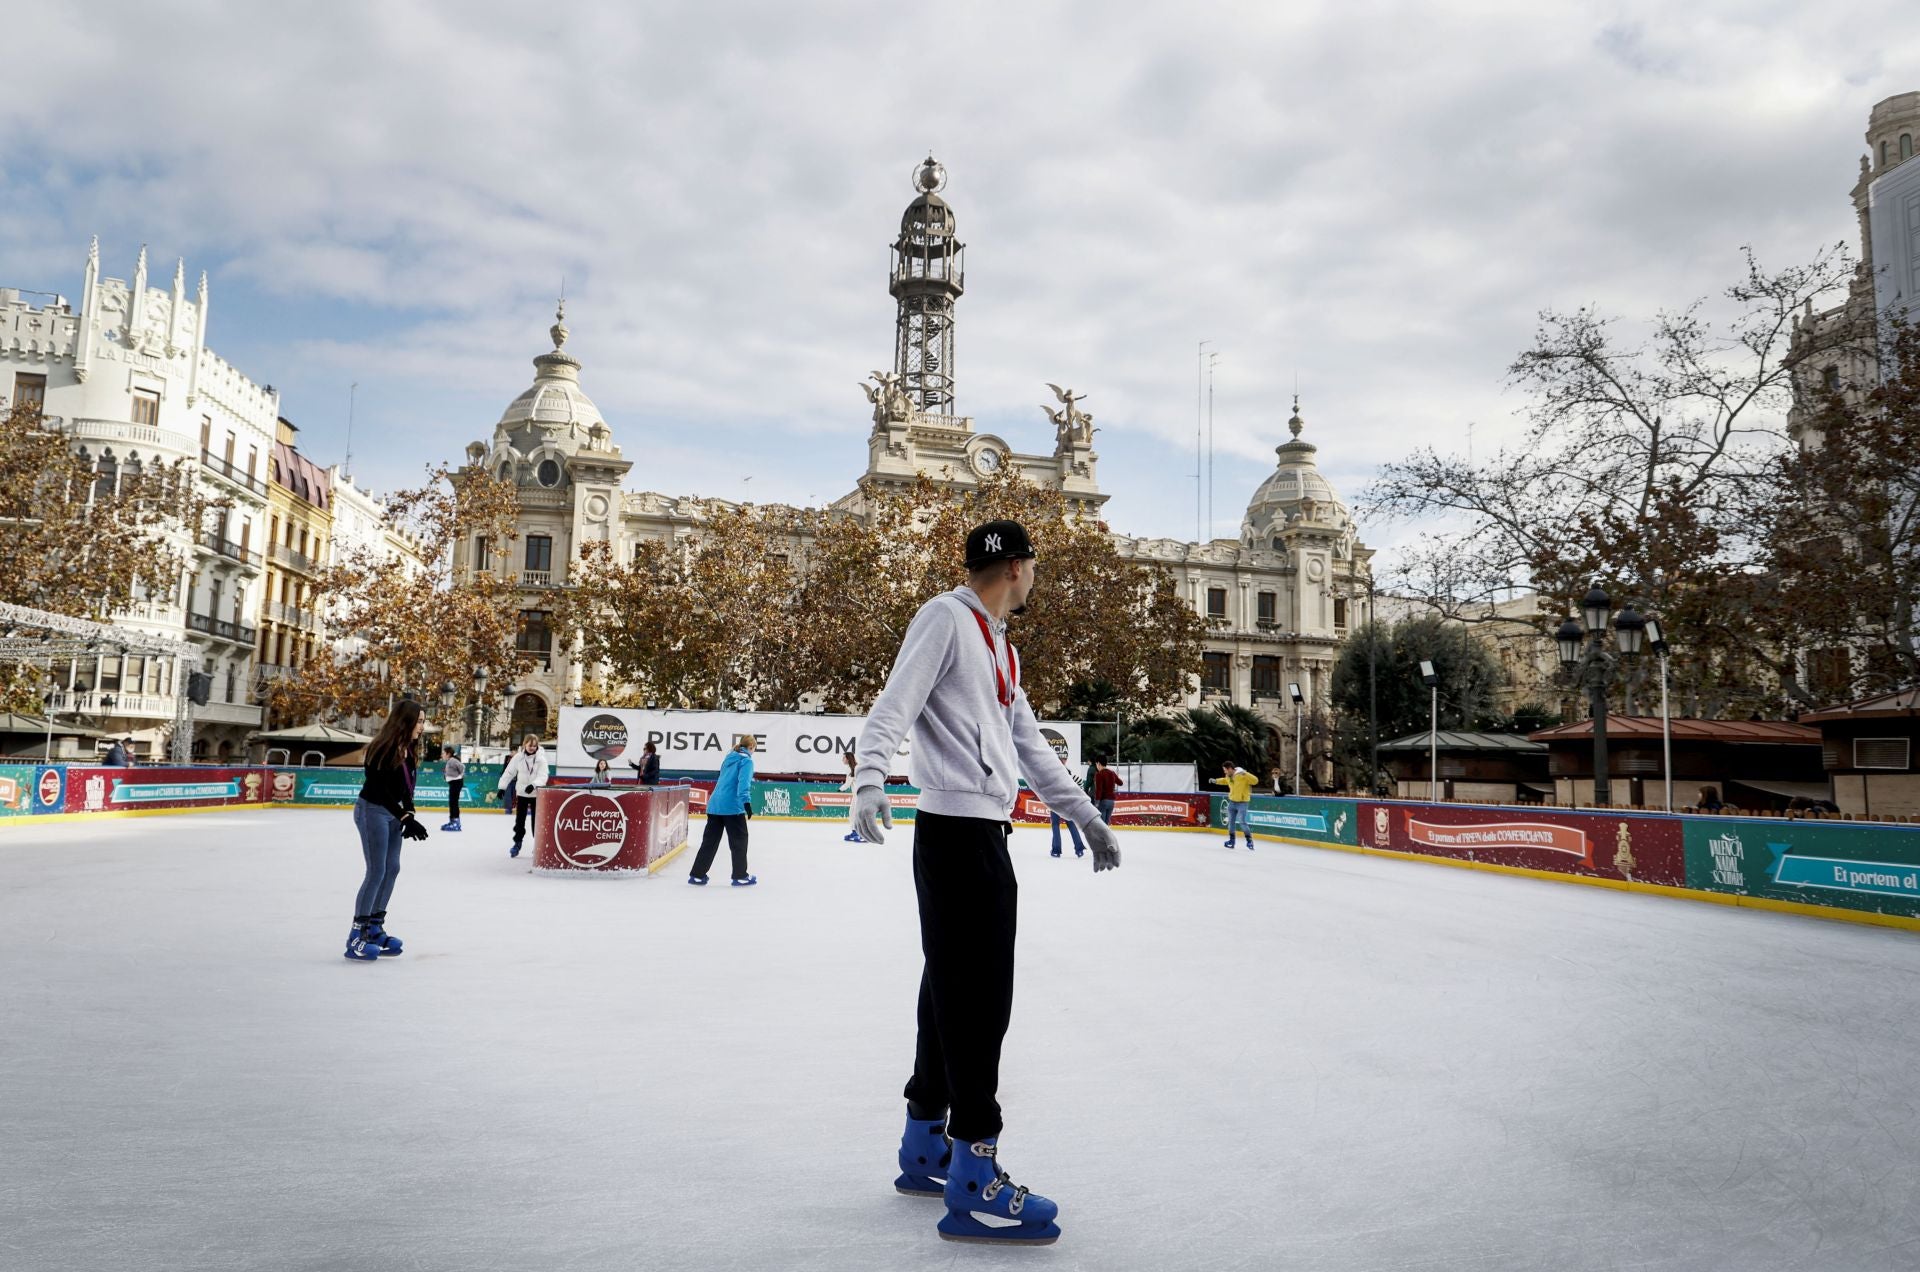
1225, 802, 1250, 838
1050, 812, 1085, 853
352, 798, 404, 917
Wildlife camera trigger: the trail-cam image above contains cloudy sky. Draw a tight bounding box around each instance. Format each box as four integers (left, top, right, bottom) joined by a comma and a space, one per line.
2, 1, 1914, 562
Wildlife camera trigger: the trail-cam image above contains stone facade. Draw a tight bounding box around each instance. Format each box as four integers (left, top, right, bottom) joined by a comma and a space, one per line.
461, 164, 1374, 757
1, 241, 274, 759
258, 417, 332, 728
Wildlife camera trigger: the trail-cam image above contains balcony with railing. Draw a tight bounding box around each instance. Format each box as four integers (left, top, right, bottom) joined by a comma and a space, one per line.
68, 416, 197, 453
197, 528, 261, 568
268, 541, 319, 573
186, 611, 257, 645
267, 602, 318, 631
521, 569, 553, 587
44, 690, 179, 720
199, 450, 266, 498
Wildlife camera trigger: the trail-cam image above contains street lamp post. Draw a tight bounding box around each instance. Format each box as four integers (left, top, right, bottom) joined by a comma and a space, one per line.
1419, 660, 1439, 801
1288, 681, 1305, 795
1554, 586, 1648, 807
1644, 617, 1673, 811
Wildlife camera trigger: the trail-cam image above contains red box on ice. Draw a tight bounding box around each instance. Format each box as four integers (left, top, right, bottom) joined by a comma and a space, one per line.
531, 785, 691, 874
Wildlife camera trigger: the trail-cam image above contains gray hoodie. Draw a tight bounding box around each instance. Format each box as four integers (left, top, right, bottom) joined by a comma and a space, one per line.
855, 586, 1101, 826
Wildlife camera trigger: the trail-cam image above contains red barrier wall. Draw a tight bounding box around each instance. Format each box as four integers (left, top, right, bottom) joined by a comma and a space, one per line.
1355, 801, 1686, 886
63, 766, 270, 814
531, 785, 691, 873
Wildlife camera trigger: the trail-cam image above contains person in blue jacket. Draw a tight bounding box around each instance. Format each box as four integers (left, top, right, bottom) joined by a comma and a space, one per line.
690, 734, 756, 886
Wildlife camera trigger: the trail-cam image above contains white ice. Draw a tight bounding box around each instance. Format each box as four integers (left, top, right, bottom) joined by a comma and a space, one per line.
3, 810, 1918, 1272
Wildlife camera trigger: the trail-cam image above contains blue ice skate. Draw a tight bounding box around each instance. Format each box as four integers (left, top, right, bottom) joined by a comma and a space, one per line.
366, 911, 402, 955
937, 1139, 1060, 1245
1222, 837, 1236, 848
842, 830, 862, 842
731, 875, 758, 887
688, 875, 709, 886
440, 819, 462, 832
894, 1114, 951, 1197
344, 923, 381, 962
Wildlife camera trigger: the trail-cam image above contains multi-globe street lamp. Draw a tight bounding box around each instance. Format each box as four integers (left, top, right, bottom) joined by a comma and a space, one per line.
1554, 585, 1648, 807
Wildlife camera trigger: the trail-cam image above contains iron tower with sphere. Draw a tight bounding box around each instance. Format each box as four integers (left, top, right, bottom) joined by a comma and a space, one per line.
891, 156, 966, 418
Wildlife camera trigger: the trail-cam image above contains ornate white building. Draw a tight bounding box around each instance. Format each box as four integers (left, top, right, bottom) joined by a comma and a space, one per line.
460, 160, 1373, 757
1, 241, 275, 759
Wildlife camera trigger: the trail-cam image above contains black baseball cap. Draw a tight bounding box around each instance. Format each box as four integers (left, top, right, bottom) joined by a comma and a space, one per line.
965, 520, 1036, 570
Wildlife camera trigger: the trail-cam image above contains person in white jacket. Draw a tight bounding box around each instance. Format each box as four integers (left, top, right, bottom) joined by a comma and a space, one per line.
853, 519, 1119, 1247
495, 734, 549, 858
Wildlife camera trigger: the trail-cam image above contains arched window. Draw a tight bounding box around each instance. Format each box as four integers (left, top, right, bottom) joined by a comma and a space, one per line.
509, 692, 550, 742
93, 450, 118, 502
1883, 140, 1892, 167
1904, 134, 1915, 161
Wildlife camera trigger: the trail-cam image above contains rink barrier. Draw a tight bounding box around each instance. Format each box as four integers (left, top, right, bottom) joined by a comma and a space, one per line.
6, 768, 1916, 931
1242, 796, 1920, 934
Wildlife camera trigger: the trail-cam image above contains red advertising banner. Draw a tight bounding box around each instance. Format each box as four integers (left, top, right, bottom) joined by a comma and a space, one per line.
63, 766, 270, 814
1355, 801, 1685, 886
1014, 790, 1210, 828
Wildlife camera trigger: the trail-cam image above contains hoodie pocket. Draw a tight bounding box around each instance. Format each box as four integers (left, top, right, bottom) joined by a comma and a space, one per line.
974, 721, 1018, 805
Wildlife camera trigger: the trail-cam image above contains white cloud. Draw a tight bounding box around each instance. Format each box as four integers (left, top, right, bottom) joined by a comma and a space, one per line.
1, 0, 1914, 561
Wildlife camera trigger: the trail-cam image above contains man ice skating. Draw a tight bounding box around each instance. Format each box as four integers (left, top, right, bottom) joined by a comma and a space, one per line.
1211, 761, 1259, 849
440, 746, 465, 832
1092, 758, 1123, 824
496, 734, 548, 858
852, 518, 1122, 1247
689, 735, 756, 886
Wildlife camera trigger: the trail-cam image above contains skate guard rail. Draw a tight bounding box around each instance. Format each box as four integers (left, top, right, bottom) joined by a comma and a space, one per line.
5, 766, 1917, 931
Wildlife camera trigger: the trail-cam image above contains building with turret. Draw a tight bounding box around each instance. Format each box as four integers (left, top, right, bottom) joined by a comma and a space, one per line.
1787, 91, 1920, 449
1, 241, 274, 759
460, 159, 1372, 762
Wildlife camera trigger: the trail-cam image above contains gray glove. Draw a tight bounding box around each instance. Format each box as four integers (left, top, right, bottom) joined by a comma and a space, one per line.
852, 785, 894, 844
1083, 817, 1121, 872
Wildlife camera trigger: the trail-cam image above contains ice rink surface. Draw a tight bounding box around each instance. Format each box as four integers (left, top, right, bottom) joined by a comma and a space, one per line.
3, 810, 1918, 1272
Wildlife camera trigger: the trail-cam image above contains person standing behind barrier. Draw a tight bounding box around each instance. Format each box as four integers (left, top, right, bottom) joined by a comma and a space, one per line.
348, 701, 428, 961
496, 734, 549, 858
1210, 761, 1259, 849
690, 735, 756, 886
441, 746, 465, 832
628, 740, 661, 786
103, 737, 131, 766
1091, 759, 1122, 825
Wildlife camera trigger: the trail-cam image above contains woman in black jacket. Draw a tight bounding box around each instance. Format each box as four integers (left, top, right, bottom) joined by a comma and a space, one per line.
628, 741, 661, 786
348, 700, 428, 961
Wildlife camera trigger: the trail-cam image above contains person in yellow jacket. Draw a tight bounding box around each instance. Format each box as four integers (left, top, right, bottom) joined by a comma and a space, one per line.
1209, 762, 1260, 849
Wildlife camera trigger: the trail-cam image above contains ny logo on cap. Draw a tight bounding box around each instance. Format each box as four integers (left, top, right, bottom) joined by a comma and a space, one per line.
984, 533, 1002, 553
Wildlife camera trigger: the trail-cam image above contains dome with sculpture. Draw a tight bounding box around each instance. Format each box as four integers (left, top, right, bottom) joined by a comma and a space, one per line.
492, 302, 610, 452
1241, 399, 1353, 546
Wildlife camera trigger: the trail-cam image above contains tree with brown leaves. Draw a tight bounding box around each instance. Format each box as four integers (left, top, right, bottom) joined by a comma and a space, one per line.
1368, 246, 1861, 717
1752, 316, 1920, 701
263, 464, 530, 732
0, 402, 213, 712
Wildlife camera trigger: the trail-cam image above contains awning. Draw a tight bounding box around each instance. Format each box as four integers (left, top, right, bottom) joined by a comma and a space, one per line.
1727, 780, 1830, 800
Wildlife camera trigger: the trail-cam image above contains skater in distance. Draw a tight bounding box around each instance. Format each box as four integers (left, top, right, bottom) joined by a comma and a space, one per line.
689, 734, 757, 886
348, 700, 429, 961
495, 734, 549, 858
852, 518, 1121, 1246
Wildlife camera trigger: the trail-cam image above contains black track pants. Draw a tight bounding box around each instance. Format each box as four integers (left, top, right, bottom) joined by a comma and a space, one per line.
691, 813, 750, 880
903, 810, 1018, 1143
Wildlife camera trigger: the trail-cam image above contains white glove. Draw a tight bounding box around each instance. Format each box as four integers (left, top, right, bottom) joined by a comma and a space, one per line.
1082, 817, 1122, 872
852, 785, 894, 844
